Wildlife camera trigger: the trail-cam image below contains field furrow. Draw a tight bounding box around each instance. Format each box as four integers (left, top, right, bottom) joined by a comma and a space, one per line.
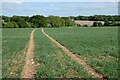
42, 28, 104, 78
34, 28, 92, 78
2, 28, 33, 78
2, 27, 118, 78
44, 27, 118, 78
21, 29, 36, 78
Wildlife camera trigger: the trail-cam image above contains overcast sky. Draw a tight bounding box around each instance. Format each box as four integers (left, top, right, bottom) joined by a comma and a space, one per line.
2, 1, 118, 17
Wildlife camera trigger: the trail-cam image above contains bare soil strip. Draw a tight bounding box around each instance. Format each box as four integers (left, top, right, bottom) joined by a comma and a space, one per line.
41, 28, 104, 79
21, 29, 36, 78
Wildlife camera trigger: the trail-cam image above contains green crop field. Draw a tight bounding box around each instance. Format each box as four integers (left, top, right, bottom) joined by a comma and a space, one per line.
2, 28, 33, 78
2, 27, 119, 78
34, 29, 92, 78
45, 27, 118, 78
0, 28, 2, 78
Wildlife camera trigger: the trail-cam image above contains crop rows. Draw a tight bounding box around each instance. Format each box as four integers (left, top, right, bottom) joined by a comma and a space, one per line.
2, 28, 33, 78
34, 29, 92, 78
2, 27, 118, 78
45, 27, 118, 78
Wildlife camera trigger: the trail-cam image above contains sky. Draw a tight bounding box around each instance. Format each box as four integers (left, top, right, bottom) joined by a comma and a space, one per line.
1, 1, 119, 17
2, 0, 120, 3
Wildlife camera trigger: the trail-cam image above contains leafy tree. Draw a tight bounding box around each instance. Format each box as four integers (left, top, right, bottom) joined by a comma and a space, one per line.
77, 24, 81, 27
61, 19, 65, 27
29, 15, 49, 28
38, 18, 48, 28
3, 22, 14, 28
104, 18, 110, 26
82, 24, 88, 27
47, 16, 63, 27
10, 16, 29, 28
2, 16, 10, 22
111, 17, 116, 26
10, 16, 20, 22
11, 21, 19, 28
21, 16, 30, 22
29, 22, 36, 28
18, 20, 29, 28
62, 17, 74, 27
116, 23, 120, 26
93, 22, 98, 27
98, 22, 102, 27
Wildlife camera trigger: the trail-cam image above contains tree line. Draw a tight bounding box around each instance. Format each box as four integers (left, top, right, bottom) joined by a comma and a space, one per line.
73, 15, 120, 21
1, 15, 120, 28
2, 15, 74, 28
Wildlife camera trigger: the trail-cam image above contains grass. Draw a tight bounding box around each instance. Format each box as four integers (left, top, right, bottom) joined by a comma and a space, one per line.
0, 28, 2, 78
45, 27, 118, 78
2, 28, 33, 78
2, 27, 118, 78
34, 28, 92, 78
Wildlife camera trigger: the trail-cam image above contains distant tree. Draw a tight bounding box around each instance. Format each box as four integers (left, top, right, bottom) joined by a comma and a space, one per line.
82, 24, 88, 27
98, 22, 102, 27
38, 18, 48, 28
61, 19, 65, 27
77, 24, 81, 27
3, 22, 14, 28
10, 16, 29, 28
18, 18, 29, 28
29, 15, 48, 28
21, 16, 30, 22
62, 17, 74, 27
29, 22, 36, 28
104, 18, 110, 26
10, 16, 20, 22
116, 23, 120, 26
89, 16, 95, 21
111, 17, 116, 26
2, 16, 10, 22
69, 16, 75, 20
47, 16, 63, 27
12, 21, 19, 28
93, 22, 98, 27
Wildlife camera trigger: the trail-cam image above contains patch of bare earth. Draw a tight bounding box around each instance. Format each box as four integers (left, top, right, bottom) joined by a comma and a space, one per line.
9, 47, 27, 77
21, 29, 36, 78
3, 47, 27, 78
41, 28, 105, 79
66, 69, 78, 78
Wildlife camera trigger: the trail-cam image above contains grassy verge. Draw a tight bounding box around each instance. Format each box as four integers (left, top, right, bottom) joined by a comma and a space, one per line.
0, 28, 2, 79
45, 27, 118, 78
2, 28, 33, 78
34, 28, 92, 78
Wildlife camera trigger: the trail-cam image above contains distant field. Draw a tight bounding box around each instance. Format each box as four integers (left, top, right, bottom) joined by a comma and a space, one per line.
45, 27, 118, 78
74, 20, 104, 26
2, 28, 33, 78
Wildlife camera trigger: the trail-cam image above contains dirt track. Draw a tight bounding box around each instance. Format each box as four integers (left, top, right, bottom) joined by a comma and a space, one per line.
41, 28, 105, 79
21, 29, 36, 78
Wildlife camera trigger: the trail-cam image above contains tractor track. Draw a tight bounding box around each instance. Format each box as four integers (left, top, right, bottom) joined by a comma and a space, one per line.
41, 28, 107, 79
21, 29, 36, 78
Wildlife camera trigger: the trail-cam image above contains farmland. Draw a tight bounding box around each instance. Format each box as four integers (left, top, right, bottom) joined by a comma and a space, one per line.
0, 28, 2, 78
2, 28, 33, 78
2, 27, 119, 78
34, 29, 92, 78
45, 27, 118, 78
